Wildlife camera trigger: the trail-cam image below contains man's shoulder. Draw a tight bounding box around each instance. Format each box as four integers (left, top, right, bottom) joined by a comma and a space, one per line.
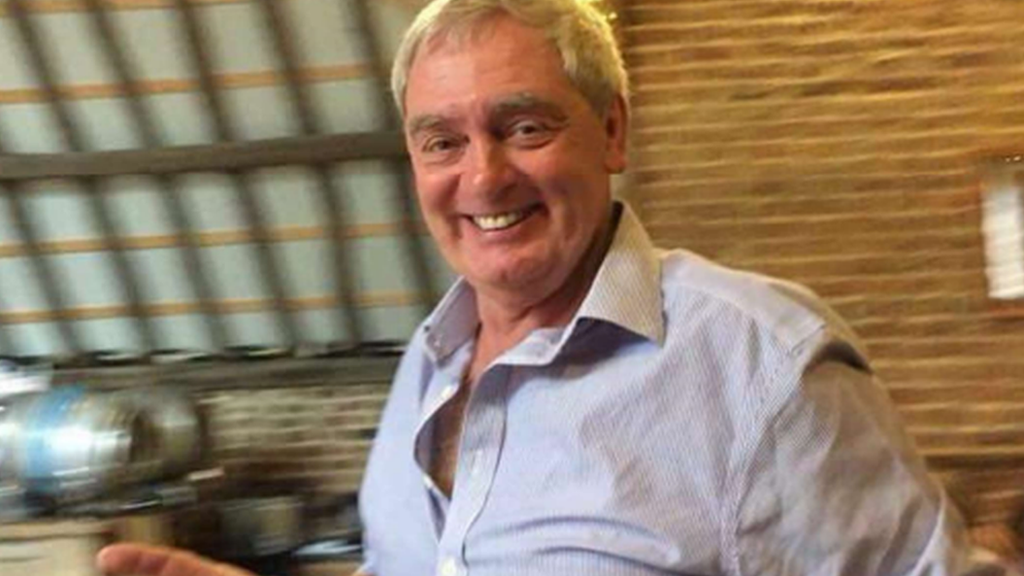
658, 249, 864, 359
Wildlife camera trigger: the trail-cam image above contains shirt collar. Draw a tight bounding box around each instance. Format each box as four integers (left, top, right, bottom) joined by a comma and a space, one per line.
574, 201, 665, 345
420, 278, 478, 362
420, 201, 665, 362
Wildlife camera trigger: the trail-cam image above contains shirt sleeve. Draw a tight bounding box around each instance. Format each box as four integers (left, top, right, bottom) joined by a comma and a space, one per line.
356, 545, 376, 576
357, 491, 377, 576
731, 340, 1020, 576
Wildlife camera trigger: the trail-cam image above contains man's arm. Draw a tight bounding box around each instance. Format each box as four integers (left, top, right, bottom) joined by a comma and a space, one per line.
98, 544, 375, 576
731, 350, 1018, 576
97, 544, 256, 576
99, 543, 375, 576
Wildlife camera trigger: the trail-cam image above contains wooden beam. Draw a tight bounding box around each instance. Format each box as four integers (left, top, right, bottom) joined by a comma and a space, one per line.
0, 0, 278, 16
0, 284, 18, 356
0, 131, 407, 181
0, 118, 82, 354
172, 0, 298, 347
925, 447, 1024, 470
349, 0, 438, 315
256, 0, 362, 345
0, 222, 427, 258
83, 0, 230, 351
0, 179, 85, 353
0, 65, 371, 105
0, 292, 429, 324
0, 131, 21, 355
55, 356, 401, 394
8, 0, 160, 352
7, 0, 159, 352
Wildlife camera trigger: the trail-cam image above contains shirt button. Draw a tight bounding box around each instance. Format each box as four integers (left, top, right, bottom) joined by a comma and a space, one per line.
441, 384, 457, 399
439, 557, 459, 576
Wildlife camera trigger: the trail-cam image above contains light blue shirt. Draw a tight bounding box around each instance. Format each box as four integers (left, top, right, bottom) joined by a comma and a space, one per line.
359, 203, 1010, 576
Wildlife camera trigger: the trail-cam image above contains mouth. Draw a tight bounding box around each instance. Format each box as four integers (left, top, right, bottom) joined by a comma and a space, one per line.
468, 206, 538, 232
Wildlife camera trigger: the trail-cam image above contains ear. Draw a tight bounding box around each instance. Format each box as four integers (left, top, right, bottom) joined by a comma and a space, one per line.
602, 94, 629, 174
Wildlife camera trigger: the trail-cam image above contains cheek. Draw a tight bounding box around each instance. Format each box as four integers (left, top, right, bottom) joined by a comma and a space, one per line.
413, 179, 462, 248
523, 159, 580, 208
536, 135, 605, 188
533, 160, 603, 217
542, 172, 611, 244
413, 174, 450, 214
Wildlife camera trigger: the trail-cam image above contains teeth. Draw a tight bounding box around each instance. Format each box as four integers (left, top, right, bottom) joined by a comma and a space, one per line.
472, 210, 528, 231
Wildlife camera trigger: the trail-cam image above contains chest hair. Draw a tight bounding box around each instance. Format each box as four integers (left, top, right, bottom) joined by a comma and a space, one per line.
429, 379, 473, 497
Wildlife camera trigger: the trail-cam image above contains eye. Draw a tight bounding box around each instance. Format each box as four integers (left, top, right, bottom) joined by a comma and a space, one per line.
423, 136, 461, 154
510, 120, 546, 137
506, 119, 555, 146
417, 133, 467, 166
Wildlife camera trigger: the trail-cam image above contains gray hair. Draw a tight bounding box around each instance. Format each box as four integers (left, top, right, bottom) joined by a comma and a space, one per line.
391, 0, 628, 119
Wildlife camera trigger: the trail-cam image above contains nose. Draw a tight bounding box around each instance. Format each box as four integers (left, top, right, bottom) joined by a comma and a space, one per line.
466, 138, 516, 197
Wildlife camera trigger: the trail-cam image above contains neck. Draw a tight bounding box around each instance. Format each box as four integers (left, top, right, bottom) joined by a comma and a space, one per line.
468, 208, 619, 378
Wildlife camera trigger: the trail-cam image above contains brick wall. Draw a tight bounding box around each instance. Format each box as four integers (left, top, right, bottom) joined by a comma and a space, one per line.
181, 380, 390, 551
199, 382, 387, 496
622, 0, 1024, 524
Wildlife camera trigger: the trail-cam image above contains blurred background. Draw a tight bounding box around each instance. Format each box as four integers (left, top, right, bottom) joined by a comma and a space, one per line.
1, 0, 1024, 573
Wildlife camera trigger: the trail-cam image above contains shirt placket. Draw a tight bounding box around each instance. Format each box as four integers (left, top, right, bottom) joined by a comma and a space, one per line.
435, 366, 509, 576
414, 345, 475, 539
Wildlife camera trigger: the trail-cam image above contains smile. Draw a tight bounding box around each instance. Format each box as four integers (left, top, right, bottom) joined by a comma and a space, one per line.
470, 208, 534, 231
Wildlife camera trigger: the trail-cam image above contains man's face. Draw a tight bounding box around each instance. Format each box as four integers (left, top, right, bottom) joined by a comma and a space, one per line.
403, 15, 627, 304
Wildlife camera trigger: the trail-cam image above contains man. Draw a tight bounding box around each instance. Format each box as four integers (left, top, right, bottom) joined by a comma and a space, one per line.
98, 1, 1016, 575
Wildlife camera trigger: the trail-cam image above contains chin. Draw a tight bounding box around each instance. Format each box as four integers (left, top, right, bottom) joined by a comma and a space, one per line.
473, 258, 561, 295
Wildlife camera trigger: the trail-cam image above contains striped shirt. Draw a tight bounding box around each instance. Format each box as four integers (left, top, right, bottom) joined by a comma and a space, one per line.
359, 202, 1011, 576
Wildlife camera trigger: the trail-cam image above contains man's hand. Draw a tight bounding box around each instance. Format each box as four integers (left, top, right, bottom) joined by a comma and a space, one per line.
96, 543, 256, 576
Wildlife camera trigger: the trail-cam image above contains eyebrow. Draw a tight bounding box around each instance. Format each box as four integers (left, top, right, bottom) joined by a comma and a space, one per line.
491, 93, 569, 122
405, 93, 570, 139
406, 114, 451, 139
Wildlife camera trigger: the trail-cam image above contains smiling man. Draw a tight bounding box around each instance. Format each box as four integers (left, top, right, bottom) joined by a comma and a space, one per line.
399, 8, 626, 397
98, 1, 1018, 576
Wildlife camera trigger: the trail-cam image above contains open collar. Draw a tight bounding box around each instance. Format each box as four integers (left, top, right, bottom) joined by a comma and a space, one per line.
420, 201, 665, 363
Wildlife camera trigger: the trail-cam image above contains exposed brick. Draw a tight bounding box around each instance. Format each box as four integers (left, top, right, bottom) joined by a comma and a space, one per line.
901, 402, 1024, 428
181, 383, 389, 499
891, 383, 1024, 406
853, 314, 1024, 340
625, 0, 1024, 522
